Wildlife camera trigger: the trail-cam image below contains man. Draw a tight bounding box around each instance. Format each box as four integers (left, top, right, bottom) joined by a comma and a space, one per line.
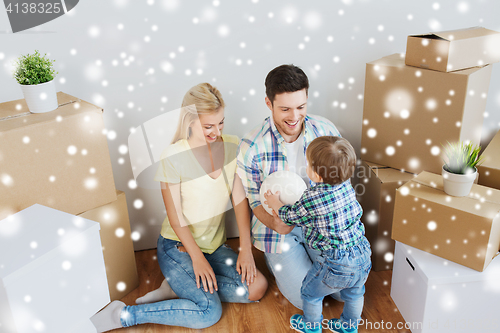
236, 64, 341, 309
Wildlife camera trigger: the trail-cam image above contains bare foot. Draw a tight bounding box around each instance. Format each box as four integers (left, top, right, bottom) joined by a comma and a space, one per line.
135, 278, 177, 304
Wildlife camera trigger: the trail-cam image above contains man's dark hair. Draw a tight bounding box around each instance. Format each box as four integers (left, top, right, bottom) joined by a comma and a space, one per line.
265, 64, 309, 105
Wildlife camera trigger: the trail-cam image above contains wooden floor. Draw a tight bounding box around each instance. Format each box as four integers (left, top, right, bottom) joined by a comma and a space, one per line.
118, 238, 410, 333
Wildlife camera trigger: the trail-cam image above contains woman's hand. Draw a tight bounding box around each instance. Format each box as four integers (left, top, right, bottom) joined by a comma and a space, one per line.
236, 247, 257, 286
192, 255, 218, 294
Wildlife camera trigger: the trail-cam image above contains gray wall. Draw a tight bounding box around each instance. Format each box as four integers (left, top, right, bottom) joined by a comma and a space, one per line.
1, 0, 499, 250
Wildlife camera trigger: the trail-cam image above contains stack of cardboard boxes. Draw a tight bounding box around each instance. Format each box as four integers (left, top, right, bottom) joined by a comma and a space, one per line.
359, 27, 500, 332
0, 92, 138, 326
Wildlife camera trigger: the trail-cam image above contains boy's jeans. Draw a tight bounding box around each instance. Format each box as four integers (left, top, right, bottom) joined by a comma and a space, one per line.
301, 237, 372, 330
120, 236, 252, 329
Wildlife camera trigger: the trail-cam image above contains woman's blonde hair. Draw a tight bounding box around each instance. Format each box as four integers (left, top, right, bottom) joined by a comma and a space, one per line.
171, 83, 225, 144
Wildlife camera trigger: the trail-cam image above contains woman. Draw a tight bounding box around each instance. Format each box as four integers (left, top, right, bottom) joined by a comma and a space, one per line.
91, 83, 268, 332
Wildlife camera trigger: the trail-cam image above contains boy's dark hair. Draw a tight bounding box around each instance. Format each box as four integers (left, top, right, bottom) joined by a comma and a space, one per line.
306, 136, 356, 186
265, 64, 309, 105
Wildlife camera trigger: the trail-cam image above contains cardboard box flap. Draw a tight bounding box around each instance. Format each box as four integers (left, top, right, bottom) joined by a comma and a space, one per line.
369, 53, 486, 76
410, 33, 447, 41
0, 92, 103, 132
0, 92, 78, 120
364, 161, 389, 169
398, 242, 500, 285
376, 168, 416, 184
432, 27, 499, 41
0, 204, 100, 282
481, 130, 500, 166
401, 172, 500, 219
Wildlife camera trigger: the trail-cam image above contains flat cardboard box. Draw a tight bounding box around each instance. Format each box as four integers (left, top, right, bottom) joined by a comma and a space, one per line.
357, 161, 416, 271
392, 171, 500, 272
0, 92, 117, 221
391, 241, 500, 333
78, 190, 139, 301
478, 130, 500, 190
0, 204, 110, 333
361, 53, 492, 174
405, 26, 500, 72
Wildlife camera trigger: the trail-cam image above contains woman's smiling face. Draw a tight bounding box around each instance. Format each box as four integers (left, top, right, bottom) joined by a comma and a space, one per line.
189, 107, 225, 144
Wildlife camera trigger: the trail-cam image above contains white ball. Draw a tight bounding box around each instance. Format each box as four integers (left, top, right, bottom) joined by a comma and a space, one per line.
259, 171, 307, 214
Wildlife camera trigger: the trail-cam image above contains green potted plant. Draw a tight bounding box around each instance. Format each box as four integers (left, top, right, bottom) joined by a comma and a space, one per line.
13, 50, 58, 113
441, 141, 483, 197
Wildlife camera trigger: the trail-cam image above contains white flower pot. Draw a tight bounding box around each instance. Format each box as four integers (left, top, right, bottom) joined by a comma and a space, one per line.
442, 166, 477, 197
19, 80, 58, 113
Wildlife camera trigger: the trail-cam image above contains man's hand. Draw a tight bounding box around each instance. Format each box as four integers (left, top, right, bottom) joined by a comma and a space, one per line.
263, 190, 284, 214
271, 210, 294, 235
252, 205, 294, 235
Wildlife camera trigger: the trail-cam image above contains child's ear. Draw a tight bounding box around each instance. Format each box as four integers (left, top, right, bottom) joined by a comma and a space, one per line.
314, 172, 323, 183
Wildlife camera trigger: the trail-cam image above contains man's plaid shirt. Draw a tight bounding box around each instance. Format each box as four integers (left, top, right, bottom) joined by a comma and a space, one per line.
278, 182, 365, 252
236, 114, 341, 253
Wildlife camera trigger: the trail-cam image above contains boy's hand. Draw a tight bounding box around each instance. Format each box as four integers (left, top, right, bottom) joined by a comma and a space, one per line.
263, 190, 284, 213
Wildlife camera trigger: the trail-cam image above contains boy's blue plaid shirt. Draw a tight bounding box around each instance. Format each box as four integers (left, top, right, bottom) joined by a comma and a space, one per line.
278, 181, 365, 251
236, 114, 341, 253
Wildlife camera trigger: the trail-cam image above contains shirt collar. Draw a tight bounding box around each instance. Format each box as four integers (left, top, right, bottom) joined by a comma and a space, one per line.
268, 115, 311, 145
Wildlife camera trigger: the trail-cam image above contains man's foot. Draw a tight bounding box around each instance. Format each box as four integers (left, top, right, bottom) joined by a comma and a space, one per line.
90, 300, 126, 333
328, 318, 357, 333
290, 314, 322, 333
135, 278, 177, 304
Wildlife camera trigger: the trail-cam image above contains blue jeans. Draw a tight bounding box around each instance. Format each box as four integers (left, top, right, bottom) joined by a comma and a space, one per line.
302, 237, 372, 330
264, 226, 343, 310
120, 236, 252, 329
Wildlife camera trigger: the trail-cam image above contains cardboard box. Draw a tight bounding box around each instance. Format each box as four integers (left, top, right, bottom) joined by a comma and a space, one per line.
78, 190, 139, 301
0, 204, 110, 333
405, 27, 500, 72
391, 241, 500, 333
0, 92, 117, 221
478, 130, 500, 190
392, 171, 500, 272
360, 53, 492, 174
357, 161, 416, 271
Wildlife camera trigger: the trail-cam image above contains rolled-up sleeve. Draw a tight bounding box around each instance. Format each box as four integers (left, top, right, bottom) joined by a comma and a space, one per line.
278, 198, 311, 227
236, 139, 263, 210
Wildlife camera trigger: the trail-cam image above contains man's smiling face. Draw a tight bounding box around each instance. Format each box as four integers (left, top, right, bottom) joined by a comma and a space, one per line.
266, 88, 308, 143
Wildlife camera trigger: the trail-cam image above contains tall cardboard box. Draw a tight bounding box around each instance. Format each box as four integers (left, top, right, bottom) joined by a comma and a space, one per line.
0, 204, 110, 333
405, 27, 500, 72
391, 242, 500, 333
357, 161, 416, 271
0, 92, 117, 221
78, 190, 139, 301
361, 53, 492, 174
478, 130, 500, 190
392, 171, 500, 272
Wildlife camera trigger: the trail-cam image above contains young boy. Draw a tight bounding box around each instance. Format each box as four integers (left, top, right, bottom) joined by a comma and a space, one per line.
264, 136, 371, 333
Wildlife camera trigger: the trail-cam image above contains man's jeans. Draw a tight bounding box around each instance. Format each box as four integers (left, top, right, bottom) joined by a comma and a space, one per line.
264, 226, 343, 310
301, 237, 372, 329
120, 236, 252, 329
